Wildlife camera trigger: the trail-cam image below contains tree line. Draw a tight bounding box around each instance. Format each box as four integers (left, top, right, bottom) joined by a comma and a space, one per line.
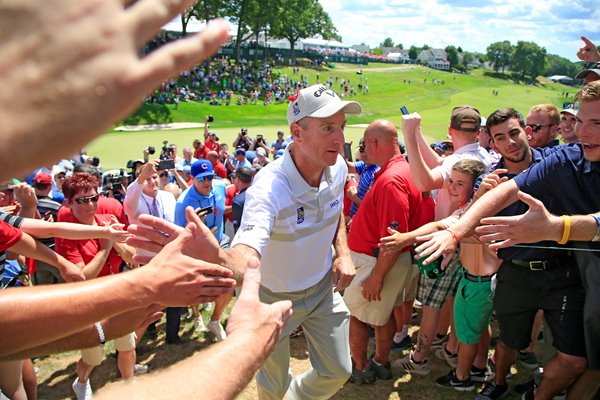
372, 38, 585, 82
180, 0, 338, 61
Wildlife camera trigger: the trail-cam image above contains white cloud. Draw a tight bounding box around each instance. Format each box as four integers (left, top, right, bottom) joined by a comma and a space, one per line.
320, 0, 599, 60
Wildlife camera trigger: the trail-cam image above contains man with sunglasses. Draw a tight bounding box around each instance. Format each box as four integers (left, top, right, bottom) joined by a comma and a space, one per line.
345, 138, 380, 219
173, 159, 230, 343
525, 104, 561, 149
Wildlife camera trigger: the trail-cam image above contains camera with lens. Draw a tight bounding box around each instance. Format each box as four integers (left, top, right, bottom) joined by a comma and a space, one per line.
147, 146, 156, 155
91, 156, 100, 167
207, 115, 214, 123
256, 134, 264, 144
160, 140, 175, 160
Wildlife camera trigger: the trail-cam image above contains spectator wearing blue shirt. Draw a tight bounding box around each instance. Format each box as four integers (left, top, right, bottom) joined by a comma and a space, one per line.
225, 148, 252, 177
345, 139, 380, 218
174, 159, 230, 341
271, 130, 287, 154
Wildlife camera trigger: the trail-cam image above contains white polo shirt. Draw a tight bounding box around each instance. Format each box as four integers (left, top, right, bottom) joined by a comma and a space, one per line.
231, 143, 347, 292
432, 142, 493, 220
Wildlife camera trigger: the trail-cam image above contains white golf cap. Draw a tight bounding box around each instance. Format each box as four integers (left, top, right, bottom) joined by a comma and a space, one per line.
287, 84, 362, 125
560, 108, 577, 117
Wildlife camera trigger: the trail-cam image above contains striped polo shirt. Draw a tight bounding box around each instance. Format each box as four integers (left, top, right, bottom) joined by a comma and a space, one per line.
232, 143, 347, 292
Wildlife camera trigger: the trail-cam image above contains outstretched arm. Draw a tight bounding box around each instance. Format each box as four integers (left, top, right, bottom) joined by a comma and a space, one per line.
9, 231, 85, 282
96, 259, 293, 400
414, 179, 520, 268
577, 36, 600, 63
402, 113, 444, 191
475, 191, 599, 248
0, 0, 229, 180
0, 226, 236, 357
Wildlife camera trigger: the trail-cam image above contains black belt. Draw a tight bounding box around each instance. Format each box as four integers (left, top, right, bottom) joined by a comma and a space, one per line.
511, 259, 553, 271
463, 272, 494, 282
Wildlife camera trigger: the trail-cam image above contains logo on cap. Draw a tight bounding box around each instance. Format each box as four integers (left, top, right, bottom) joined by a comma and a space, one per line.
292, 101, 300, 116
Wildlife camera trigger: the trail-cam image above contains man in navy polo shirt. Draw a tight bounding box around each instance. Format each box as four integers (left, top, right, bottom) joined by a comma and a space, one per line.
415, 81, 600, 399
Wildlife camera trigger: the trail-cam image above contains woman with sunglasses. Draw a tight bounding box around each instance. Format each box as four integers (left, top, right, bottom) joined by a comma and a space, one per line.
55, 173, 139, 400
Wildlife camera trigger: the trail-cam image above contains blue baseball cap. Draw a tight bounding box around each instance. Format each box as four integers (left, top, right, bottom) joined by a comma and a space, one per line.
191, 159, 215, 179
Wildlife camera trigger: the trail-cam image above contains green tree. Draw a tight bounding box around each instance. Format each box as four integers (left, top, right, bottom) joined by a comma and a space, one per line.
462, 51, 474, 66
486, 40, 512, 73
511, 41, 547, 81
408, 45, 418, 60
544, 54, 580, 78
395, 43, 404, 50
445, 45, 459, 69
270, 0, 338, 60
382, 37, 394, 48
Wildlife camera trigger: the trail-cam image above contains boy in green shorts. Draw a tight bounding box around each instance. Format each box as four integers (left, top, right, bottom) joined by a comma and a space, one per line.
381, 159, 496, 390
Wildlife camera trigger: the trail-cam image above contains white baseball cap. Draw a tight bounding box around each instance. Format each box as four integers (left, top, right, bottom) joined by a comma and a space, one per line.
287, 84, 362, 125
560, 108, 577, 117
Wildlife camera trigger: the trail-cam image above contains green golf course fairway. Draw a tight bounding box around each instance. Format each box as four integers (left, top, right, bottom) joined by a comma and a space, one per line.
88, 63, 577, 169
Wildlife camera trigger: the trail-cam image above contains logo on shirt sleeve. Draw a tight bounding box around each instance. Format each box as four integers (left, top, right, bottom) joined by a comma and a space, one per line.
296, 207, 304, 224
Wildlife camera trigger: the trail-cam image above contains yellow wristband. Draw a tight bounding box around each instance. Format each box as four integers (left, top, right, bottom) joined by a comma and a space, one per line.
558, 215, 571, 245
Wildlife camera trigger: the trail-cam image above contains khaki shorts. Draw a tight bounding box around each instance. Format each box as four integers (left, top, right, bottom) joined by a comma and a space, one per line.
344, 251, 413, 326
81, 332, 136, 366
403, 264, 419, 302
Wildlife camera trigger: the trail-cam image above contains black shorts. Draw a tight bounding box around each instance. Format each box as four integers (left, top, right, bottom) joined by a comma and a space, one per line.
575, 250, 600, 369
494, 259, 586, 358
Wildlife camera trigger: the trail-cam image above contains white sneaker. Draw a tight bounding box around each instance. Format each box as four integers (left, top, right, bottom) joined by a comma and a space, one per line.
72, 377, 93, 400
194, 317, 207, 332
207, 320, 227, 341
134, 363, 149, 375
435, 346, 459, 369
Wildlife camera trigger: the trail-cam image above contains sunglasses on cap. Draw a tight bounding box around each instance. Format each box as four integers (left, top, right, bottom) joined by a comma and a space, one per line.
196, 175, 214, 182
74, 194, 100, 204
159, 172, 169, 177
527, 124, 554, 133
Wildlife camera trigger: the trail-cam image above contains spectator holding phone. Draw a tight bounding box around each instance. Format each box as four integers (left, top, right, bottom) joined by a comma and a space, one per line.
173, 160, 231, 343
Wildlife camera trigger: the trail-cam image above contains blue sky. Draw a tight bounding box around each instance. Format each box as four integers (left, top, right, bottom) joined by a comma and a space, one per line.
320, 0, 599, 61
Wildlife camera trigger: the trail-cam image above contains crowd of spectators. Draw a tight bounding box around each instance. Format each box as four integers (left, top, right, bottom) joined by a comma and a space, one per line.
2, 4, 600, 399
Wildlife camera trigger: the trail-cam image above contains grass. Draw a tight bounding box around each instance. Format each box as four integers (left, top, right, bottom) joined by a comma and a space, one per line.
88, 63, 577, 169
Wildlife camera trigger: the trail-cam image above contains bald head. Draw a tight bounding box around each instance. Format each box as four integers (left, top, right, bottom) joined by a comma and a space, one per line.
363, 120, 400, 165
206, 151, 219, 164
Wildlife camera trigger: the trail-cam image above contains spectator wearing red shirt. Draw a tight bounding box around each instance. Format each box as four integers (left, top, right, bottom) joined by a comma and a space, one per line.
54, 173, 138, 399
192, 139, 206, 159
57, 164, 128, 227
207, 151, 228, 179
344, 120, 427, 383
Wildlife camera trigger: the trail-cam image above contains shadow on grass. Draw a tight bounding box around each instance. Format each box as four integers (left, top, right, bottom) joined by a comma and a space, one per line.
36, 317, 220, 399
121, 102, 173, 126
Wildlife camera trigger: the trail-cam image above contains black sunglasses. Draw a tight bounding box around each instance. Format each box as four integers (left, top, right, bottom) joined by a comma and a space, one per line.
196, 175, 214, 182
527, 124, 554, 133
74, 194, 100, 204
159, 172, 169, 177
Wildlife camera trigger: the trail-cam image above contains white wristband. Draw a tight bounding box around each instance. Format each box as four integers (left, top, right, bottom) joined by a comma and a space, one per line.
94, 322, 106, 346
